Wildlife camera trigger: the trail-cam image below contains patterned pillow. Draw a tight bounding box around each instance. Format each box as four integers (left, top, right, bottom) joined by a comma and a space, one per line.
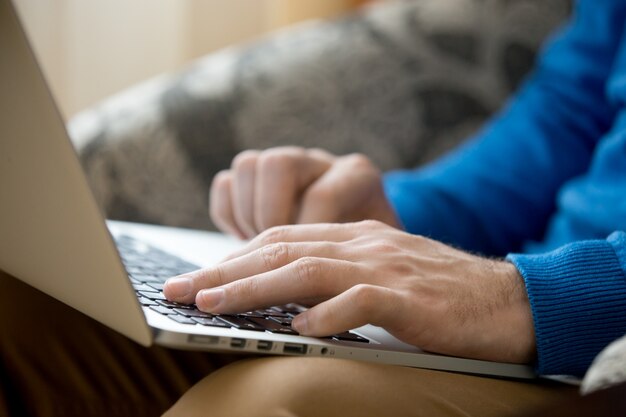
581, 334, 626, 395
70, 0, 571, 230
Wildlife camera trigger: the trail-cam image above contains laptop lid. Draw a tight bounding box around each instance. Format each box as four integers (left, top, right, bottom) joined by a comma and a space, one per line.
0, 0, 152, 345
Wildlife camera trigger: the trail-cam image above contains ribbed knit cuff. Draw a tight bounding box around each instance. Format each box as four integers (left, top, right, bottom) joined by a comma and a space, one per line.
507, 239, 626, 377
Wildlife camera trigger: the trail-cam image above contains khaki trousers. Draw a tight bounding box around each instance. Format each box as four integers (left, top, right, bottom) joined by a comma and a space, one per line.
0, 271, 577, 417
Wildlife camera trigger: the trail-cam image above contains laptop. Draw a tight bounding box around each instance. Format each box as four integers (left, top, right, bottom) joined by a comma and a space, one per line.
0, 0, 534, 379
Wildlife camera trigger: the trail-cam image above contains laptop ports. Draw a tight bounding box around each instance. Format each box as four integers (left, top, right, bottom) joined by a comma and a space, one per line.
283, 343, 307, 355
256, 340, 273, 351
230, 338, 246, 348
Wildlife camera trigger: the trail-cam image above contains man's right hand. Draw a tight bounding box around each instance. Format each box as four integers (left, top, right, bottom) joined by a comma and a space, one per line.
210, 147, 400, 239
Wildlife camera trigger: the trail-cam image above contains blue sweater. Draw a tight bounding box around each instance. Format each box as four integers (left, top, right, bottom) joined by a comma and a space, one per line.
384, 0, 626, 377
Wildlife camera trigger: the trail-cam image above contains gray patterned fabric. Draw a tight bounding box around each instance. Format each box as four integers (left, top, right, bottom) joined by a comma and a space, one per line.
581, 334, 626, 394
69, 0, 572, 231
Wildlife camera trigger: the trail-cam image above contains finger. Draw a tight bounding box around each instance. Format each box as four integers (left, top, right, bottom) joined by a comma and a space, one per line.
254, 147, 333, 231
164, 241, 346, 304
222, 221, 374, 262
291, 284, 401, 337
209, 170, 246, 239
297, 154, 379, 224
230, 150, 260, 238
194, 257, 360, 314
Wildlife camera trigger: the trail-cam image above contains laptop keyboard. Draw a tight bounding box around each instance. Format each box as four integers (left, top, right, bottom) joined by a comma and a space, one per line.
115, 235, 368, 343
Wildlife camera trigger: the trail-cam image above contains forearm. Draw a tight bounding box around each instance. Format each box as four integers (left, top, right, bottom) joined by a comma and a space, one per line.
384, 0, 623, 255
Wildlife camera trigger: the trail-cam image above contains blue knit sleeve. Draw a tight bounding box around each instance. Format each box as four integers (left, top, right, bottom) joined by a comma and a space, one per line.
506, 231, 626, 377
384, 0, 624, 256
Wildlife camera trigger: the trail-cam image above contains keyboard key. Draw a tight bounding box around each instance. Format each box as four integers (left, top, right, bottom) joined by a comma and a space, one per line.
168, 315, 196, 325
115, 236, 315, 336
150, 305, 175, 315
262, 310, 290, 319
133, 283, 157, 292
156, 299, 193, 309
237, 311, 266, 319
332, 332, 369, 343
174, 308, 212, 318
147, 283, 165, 291
125, 265, 145, 275
138, 297, 157, 306
139, 291, 167, 300
132, 274, 162, 283
268, 316, 292, 326
192, 317, 230, 328
245, 317, 281, 330
246, 317, 298, 335
174, 260, 198, 271
254, 309, 274, 316
281, 304, 305, 314
252, 307, 288, 318
216, 316, 266, 332
154, 271, 177, 279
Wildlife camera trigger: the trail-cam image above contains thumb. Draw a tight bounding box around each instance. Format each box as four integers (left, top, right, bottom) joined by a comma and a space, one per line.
292, 284, 399, 336
296, 154, 388, 224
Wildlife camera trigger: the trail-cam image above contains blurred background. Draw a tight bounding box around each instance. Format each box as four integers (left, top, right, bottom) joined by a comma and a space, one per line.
15, 0, 372, 119
14, 0, 570, 230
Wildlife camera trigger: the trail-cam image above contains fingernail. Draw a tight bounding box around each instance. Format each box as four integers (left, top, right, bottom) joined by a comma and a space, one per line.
197, 288, 225, 311
292, 314, 308, 334
165, 277, 192, 299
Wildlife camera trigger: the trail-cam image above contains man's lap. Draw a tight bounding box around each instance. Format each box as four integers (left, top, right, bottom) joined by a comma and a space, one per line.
0, 271, 577, 417
164, 357, 577, 417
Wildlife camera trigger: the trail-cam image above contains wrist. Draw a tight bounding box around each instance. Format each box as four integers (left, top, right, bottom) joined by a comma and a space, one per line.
500, 261, 537, 363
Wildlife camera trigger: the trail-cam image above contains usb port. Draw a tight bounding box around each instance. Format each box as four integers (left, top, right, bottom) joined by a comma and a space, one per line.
283, 343, 307, 355
230, 338, 246, 348
257, 340, 273, 351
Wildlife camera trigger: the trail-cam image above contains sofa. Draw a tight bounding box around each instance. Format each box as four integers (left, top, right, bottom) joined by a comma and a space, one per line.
69, 0, 571, 230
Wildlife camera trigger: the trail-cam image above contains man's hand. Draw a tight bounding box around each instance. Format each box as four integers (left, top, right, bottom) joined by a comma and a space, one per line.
210, 147, 400, 239
164, 221, 536, 364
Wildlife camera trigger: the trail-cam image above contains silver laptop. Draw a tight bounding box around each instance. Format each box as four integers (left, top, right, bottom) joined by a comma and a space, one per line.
0, 0, 534, 379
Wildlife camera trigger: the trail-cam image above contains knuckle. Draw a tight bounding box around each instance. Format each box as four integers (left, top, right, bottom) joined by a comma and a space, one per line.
212, 265, 228, 286
232, 277, 260, 299
372, 239, 400, 254
258, 148, 303, 171
196, 265, 226, 287
293, 257, 322, 283
360, 219, 384, 230
413, 234, 428, 245
260, 242, 291, 269
351, 284, 379, 314
232, 150, 259, 170
211, 170, 231, 188
307, 147, 335, 162
389, 261, 415, 276
344, 153, 373, 169
258, 226, 289, 246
